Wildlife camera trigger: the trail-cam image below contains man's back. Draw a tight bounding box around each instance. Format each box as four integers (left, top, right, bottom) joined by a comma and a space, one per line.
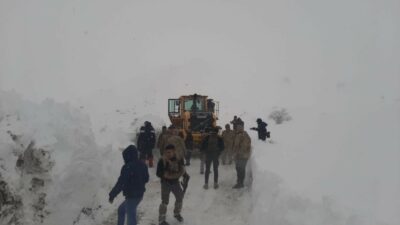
202, 134, 224, 157
122, 161, 149, 197
233, 131, 251, 159
222, 130, 235, 148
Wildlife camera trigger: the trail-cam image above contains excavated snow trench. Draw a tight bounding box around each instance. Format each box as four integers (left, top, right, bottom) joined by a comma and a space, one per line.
101, 159, 252, 225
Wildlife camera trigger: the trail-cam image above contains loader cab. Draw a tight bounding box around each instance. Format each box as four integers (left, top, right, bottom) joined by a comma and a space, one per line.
184, 98, 204, 112
168, 99, 180, 115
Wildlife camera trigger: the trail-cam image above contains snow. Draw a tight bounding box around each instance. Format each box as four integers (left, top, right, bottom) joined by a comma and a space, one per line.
103, 160, 252, 225
1, 0, 399, 224
248, 103, 400, 225
1, 90, 398, 225
0, 91, 117, 225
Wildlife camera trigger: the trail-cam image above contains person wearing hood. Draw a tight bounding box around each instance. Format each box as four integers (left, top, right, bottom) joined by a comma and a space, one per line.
109, 145, 149, 225
250, 118, 269, 141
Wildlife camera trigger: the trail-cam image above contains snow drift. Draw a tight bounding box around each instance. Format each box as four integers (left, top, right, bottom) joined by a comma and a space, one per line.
0, 91, 122, 225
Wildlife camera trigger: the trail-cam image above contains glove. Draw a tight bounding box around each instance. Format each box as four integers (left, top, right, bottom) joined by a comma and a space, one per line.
109, 196, 114, 204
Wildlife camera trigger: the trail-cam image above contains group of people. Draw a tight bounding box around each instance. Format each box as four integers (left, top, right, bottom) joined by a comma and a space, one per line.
200, 122, 251, 190
109, 117, 269, 225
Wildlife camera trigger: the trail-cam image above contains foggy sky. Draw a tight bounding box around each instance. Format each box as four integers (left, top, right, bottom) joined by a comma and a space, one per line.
1, 0, 399, 110
1, 1, 400, 224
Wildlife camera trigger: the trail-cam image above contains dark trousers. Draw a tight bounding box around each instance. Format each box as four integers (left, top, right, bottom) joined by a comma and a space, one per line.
258, 132, 267, 141
117, 197, 143, 225
139, 148, 153, 160
159, 181, 184, 223
235, 159, 248, 185
185, 149, 192, 165
205, 155, 219, 184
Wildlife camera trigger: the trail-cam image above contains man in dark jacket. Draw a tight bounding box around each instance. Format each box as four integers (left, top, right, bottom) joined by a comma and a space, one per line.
109, 145, 149, 225
184, 131, 194, 166
201, 128, 224, 189
137, 121, 156, 167
251, 118, 269, 141
157, 144, 186, 225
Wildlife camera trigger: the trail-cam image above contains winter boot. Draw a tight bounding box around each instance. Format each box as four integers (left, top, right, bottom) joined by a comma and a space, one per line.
203, 184, 209, 190
232, 183, 244, 189
174, 214, 184, 222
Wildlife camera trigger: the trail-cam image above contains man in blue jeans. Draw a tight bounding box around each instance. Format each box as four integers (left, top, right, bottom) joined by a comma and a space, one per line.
109, 145, 149, 225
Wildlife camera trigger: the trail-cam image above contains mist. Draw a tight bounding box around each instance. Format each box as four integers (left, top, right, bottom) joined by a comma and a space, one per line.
1, 0, 399, 106
1, 0, 399, 225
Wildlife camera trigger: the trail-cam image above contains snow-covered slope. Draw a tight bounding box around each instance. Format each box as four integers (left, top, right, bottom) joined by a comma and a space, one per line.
249, 103, 400, 225
0, 92, 398, 225
0, 91, 123, 225
1, 0, 399, 224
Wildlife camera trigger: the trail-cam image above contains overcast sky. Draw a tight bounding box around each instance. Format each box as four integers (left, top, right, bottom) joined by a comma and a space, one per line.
1, 0, 399, 111
1, 1, 399, 224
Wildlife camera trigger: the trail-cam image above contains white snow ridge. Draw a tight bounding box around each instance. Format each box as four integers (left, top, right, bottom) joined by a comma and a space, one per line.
1, 90, 398, 225
0, 91, 116, 225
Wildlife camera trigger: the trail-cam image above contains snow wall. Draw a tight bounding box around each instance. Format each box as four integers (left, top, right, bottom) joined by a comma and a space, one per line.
1, 90, 399, 225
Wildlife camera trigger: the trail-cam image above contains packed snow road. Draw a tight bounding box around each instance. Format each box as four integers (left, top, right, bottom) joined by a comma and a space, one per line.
101, 158, 252, 225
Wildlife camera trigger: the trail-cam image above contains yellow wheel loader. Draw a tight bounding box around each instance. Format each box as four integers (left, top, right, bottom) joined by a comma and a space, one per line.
168, 94, 219, 147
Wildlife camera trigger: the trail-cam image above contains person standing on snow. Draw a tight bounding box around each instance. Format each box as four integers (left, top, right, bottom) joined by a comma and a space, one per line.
221, 124, 235, 165
232, 124, 252, 189
137, 121, 156, 167
184, 130, 194, 166
199, 127, 211, 174
109, 145, 149, 225
201, 128, 224, 189
157, 144, 187, 225
157, 126, 168, 150
158, 126, 174, 156
251, 118, 269, 141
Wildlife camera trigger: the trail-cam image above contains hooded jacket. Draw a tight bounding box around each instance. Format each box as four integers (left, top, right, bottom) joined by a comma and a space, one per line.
109, 145, 149, 200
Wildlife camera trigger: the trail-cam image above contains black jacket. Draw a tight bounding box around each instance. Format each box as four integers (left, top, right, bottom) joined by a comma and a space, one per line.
109, 145, 149, 200
185, 133, 194, 150
201, 134, 224, 157
255, 122, 268, 133
137, 125, 156, 151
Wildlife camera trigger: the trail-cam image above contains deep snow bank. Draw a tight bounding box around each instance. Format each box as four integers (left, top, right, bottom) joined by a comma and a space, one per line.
248, 101, 400, 225
0, 91, 121, 225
